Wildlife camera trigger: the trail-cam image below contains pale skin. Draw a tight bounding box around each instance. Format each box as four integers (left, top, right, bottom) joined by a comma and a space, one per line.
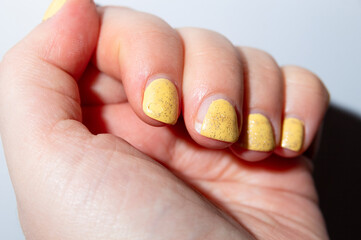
0, 1, 330, 239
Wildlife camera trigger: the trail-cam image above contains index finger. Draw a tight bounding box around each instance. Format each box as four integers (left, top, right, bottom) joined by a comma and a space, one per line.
93, 7, 184, 126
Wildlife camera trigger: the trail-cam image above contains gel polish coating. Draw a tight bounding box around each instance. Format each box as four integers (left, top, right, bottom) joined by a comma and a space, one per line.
143, 78, 179, 125
281, 118, 304, 152
240, 113, 275, 151
200, 99, 239, 143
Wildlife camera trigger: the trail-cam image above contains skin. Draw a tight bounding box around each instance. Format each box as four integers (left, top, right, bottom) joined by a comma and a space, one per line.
0, 1, 330, 239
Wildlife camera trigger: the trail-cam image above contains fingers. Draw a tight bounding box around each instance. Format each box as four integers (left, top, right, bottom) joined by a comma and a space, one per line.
178, 28, 243, 148
231, 47, 284, 161
83, 6, 328, 159
91, 8, 244, 147
0, 0, 99, 165
89, 8, 329, 157
94, 7, 183, 125
230, 48, 329, 161
275, 66, 329, 157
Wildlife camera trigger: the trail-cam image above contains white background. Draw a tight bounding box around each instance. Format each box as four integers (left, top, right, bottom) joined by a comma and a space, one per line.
1, 0, 360, 238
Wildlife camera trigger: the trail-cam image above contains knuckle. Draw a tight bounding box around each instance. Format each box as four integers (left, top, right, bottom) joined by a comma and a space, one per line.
241, 47, 278, 67
179, 27, 241, 68
239, 46, 282, 84
283, 65, 330, 102
131, 12, 179, 42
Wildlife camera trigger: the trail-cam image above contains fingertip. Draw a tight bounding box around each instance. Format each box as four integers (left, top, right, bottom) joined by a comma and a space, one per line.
43, 0, 67, 21
0, 0, 100, 139
40, 0, 99, 78
94, 7, 184, 128
279, 66, 329, 159
230, 144, 272, 162
188, 129, 234, 149
274, 147, 302, 158
178, 28, 243, 149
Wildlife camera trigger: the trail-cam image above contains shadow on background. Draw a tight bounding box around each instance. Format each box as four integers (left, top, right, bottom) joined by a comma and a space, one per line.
314, 104, 361, 239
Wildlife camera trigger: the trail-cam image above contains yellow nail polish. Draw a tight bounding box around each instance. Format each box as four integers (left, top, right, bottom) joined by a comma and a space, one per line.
43, 0, 67, 21
143, 78, 179, 125
281, 118, 304, 152
240, 113, 275, 151
200, 99, 239, 143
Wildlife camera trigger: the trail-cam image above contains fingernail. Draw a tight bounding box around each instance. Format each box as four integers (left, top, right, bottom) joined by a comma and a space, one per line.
195, 97, 239, 143
281, 118, 304, 152
240, 113, 275, 152
43, 0, 67, 21
143, 78, 179, 125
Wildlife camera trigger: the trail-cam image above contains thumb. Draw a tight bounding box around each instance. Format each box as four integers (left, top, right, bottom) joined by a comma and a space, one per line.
0, 0, 98, 176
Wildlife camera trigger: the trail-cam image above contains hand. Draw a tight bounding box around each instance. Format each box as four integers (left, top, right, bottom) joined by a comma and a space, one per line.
0, 1, 329, 239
